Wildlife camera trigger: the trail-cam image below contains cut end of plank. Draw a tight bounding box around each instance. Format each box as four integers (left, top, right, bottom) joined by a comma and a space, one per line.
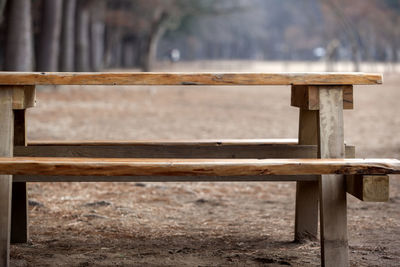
347, 175, 389, 202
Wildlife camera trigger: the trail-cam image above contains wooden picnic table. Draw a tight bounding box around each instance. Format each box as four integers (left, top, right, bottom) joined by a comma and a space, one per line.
0, 71, 396, 267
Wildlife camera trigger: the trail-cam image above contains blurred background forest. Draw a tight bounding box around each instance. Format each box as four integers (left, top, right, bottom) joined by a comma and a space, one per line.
0, 0, 399, 73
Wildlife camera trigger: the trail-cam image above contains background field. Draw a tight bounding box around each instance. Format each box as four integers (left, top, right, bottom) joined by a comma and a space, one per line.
11, 62, 400, 266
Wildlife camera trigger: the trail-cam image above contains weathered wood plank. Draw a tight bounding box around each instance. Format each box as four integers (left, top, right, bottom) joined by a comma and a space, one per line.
26, 139, 300, 146
346, 175, 389, 202
13, 175, 319, 183
14, 143, 355, 159
0, 72, 383, 86
12, 85, 35, 110
318, 87, 348, 267
0, 88, 14, 267
0, 157, 398, 176
292, 86, 320, 110
11, 109, 28, 244
295, 109, 319, 242
291, 85, 353, 110
343, 88, 354, 109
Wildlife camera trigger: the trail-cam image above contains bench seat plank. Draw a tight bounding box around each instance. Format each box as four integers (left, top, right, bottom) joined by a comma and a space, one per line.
1, 157, 399, 176
0, 72, 382, 86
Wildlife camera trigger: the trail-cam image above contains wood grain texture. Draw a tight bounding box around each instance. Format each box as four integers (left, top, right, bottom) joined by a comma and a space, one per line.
13, 175, 319, 183
0, 72, 383, 86
26, 139, 300, 146
295, 109, 319, 242
0, 88, 14, 267
318, 87, 348, 267
11, 109, 28, 244
291, 85, 353, 110
11, 85, 35, 110
0, 157, 398, 176
14, 143, 356, 160
343, 88, 354, 109
292, 85, 320, 110
346, 175, 389, 202
318, 89, 345, 159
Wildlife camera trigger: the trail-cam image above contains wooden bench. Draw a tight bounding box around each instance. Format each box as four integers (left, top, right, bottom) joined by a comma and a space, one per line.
0, 71, 394, 267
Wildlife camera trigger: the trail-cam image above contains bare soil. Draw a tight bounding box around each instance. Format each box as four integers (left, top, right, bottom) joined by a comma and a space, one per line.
10, 62, 400, 266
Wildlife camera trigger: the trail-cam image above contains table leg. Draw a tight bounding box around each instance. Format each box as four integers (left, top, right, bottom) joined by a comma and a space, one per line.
11, 182, 28, 243
11, 110, 28, 243
0, 88, 14, 267
295, 109, 319, 241
318, 87, 348, 267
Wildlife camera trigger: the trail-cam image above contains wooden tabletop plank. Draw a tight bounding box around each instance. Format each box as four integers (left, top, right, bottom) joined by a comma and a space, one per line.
13, 175, 319, 183
0, 72, 382, 86
27, 139, 300, 146
0, 157, 398, 176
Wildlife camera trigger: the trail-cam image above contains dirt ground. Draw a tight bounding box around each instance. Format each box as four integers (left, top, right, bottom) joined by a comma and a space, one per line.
10, 62, 400, 266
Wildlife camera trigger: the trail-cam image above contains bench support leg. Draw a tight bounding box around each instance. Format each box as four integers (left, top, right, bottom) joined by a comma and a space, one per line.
295, 109, 319, 241
11, 110, 28, 244
318, 87, 348, 267
0, 89, 14, 267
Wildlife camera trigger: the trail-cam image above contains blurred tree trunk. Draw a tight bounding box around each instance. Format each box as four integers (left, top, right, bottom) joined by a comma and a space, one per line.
4, 0, 33, 71
37, 0, 63, 72
89, 0, 105, 71
0, 0, 7, 68
104, 25, 114, 69
104, 26, 122, 69
137, 37, 148, 69
319, 0, 362, 71
0, 0, 6, 23
75, 0, 91, 71
142, 12, 169, 72
122, 40, 137, 68
351, 44, 361, 72
60, 0, 76, 71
